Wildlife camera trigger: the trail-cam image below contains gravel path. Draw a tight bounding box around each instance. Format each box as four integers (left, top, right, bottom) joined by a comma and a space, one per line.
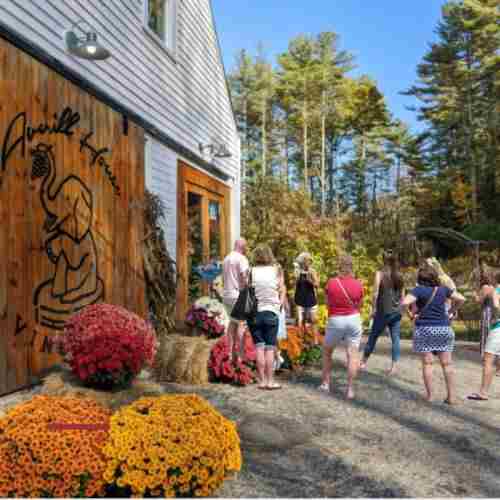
171, 339, 500, 497
1, 339, 499, 497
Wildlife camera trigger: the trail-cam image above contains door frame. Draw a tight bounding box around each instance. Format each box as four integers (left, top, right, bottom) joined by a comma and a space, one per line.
176, 161, 231, 322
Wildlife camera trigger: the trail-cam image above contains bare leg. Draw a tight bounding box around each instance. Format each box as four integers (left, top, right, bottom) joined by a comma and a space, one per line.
321, 345, 334, 388
345, 345, 359, 400
297, 308, 305, 339
255, 347, 266, 387
229, 321, 245, 362
310, 310, 319, 345
421, 352, 433, 401
235, 321, 246, 361
264, 349, 276, 386
438, 351, 455, 404
226, 321, 236, 359
479, 353, 495, 397
495, 357, 500, 376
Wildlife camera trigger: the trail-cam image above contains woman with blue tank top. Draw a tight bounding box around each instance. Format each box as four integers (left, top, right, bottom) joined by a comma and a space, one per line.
401, 266, 465, 405
467, 271, 500, 401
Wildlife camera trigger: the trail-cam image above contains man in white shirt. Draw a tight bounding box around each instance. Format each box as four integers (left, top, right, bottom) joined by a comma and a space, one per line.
223, 239, 249, 361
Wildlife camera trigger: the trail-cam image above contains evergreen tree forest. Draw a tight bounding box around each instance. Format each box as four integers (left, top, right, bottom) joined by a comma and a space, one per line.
228, 0, 500, 262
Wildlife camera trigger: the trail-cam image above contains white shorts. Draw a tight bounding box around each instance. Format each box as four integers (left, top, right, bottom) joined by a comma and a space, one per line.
324, 314, 362, 348
484, 325, 500, 356
297, 305, 318, 318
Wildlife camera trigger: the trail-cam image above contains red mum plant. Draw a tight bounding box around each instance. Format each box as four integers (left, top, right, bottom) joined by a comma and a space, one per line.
208, 331, 256, 386
58, 304, 158, 390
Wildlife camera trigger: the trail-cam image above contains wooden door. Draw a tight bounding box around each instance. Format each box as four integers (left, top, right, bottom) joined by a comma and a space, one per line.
176, 161, 230, 321
0, 39, 146, 395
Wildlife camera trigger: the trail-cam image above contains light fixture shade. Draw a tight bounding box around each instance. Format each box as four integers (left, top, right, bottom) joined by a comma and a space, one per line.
214, 144, 232, 159
64, 30, 111, 60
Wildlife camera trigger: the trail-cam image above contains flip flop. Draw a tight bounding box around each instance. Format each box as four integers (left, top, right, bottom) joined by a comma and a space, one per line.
443, 399, 457, 405
467, 393, 489, 401
266, 384, 282, 390
257, 385, 267, 390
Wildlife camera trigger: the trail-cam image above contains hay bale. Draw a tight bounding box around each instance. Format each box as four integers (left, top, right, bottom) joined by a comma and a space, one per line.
39, 369, 164, 410
156, 334, 217, 385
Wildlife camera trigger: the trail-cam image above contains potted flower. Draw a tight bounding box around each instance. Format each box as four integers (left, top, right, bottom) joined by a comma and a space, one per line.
185, 297, 229, 339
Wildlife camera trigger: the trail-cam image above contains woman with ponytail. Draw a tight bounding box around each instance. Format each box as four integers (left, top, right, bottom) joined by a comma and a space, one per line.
360, 251, 405, 375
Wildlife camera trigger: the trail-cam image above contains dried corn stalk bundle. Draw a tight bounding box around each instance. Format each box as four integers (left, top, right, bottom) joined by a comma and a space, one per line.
143, 190, 177, 339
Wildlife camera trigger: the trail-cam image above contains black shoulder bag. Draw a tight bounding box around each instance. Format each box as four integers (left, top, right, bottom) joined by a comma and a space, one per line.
231, 267, 258, 321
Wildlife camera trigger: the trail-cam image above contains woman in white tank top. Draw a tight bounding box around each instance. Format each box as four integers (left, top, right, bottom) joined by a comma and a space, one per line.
248, 245, 286, 390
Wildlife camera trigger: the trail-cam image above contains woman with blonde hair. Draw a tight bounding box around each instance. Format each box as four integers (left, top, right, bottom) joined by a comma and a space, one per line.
294, 252, 320, 345
248, 245, 287, 390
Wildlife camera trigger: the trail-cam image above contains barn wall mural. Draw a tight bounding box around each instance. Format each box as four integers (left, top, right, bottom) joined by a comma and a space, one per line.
0, 38, 146, 395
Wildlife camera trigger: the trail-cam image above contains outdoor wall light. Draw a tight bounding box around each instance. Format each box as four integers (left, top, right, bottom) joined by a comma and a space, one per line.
199, 142, 232, 159
63, 21, 111, 61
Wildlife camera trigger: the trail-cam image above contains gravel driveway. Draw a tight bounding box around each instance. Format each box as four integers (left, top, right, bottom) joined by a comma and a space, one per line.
188, 339, 500, 497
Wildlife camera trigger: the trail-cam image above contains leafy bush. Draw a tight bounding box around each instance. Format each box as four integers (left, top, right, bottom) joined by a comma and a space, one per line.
464, 221, 500, 245
317, 305, 328, 332
60, 304, 158, 390
296, 345, 322, 366
242, 177, 344, 289
208, 332, 256, 385
350, 244, 381, 322
102, 395, 241, 497
0, 395, 110, 498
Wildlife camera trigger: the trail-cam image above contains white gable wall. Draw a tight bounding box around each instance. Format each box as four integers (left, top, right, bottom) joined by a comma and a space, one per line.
1, 0, 241, 250
145, 138, 178, 257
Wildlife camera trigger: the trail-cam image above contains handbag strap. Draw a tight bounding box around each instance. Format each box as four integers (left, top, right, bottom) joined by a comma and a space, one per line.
420, 287, 438, 314
336, 278, 356, 308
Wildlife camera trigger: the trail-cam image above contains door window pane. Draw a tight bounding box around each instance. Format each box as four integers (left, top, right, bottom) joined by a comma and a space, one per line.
187, 192, 203, 302
209, 200, 222, 261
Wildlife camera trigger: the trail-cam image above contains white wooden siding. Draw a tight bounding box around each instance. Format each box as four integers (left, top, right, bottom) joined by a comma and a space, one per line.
145, 138, 178, 257
145, 136, 241, 263
0, 0, 240, 179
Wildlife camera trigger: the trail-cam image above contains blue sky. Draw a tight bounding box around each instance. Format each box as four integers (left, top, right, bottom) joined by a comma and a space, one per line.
211, 0, 447, 132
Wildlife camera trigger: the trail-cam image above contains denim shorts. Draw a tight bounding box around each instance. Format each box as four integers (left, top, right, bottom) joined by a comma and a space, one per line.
248, 311, 279, 350
485, 326, 500, 356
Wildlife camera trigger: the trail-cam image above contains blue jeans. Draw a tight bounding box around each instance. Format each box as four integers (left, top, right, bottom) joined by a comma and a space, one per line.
363, 312, 401, 362
248, 311, 279, 350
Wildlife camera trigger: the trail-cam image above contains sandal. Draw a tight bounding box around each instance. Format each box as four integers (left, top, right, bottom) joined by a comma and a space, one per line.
467, 393, 489, 401
266, 383, 282, 390
443, 399, 457, 405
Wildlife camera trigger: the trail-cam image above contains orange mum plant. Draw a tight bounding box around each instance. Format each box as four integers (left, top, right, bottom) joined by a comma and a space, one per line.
279, 325, 324, 368
0, 395, 111, 498
278, 325, 304, 365
102, 394, 241, 497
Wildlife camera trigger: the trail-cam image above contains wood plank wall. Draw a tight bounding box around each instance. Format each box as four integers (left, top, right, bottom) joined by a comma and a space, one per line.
0, 38, 146, 395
